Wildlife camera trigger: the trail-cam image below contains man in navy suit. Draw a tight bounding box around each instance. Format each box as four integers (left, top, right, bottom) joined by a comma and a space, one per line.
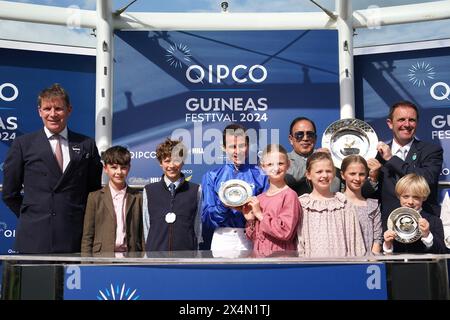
362, 101, 443, 230
2, 84, 102, 253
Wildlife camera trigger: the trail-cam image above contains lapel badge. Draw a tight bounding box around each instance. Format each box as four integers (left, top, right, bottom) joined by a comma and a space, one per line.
412, 153, 417, 161
72, 145, 81, 154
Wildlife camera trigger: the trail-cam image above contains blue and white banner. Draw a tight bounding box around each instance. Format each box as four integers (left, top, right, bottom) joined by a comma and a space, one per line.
64, 263, 387, 300
113, 30, 340, 185
0, 194, 16, 254
0, 46, 96, 255
355, 44, 450, 183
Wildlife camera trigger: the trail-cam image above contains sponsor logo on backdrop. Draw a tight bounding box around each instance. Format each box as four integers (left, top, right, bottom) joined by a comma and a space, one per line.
128, 176, 160, 185
166, 43, 192, 68
431, 114, 450, 140
97, 283, 140, 300
130, 150, 156, 159
164, 42, 279, 162
0, 82, 19, 142
0, 221, 15, 238
1, 221, 17, 253
408, 61, 435, 87
0, 83, 19, 102
407, 62, 450, 142
165, 43, 271, 125
430, 82, 450, 101
441, 167, 450, 177
0, 116, 18, 142
185, 64, 267, 84
181, 168, 193, 181
191, 147, 204, 154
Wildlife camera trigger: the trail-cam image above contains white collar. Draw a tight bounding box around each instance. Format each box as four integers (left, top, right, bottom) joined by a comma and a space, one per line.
44, 126, 68, 140
109, 182, 127, 197
391, 139, 413, 156
163, 175, 182, 188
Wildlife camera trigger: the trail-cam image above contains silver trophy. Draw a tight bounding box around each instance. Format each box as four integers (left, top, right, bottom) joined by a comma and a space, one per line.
387, 207, 422, 244
218, 179, 253, 208
322, 118, 378, 168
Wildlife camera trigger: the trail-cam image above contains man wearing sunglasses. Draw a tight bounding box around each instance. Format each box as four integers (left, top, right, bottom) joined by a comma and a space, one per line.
285, 117, 341, 196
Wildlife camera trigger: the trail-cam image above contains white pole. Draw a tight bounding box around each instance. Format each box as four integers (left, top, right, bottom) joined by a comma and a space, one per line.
96, 0, 113, 158
0, 0, 96, 28
113, 12, 335, 30
337, 0, 355, 119
353, 0, 450, 28
0, 0, 449, 30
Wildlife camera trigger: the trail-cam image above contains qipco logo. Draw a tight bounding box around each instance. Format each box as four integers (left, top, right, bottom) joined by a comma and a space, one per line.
430, 82, 450, 101
186, 64, 267, 84
0, 83, 19, 102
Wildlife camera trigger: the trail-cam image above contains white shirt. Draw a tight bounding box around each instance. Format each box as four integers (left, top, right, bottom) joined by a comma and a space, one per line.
391, 139, 413, 161
44, 126, 70, 172
440, 191, 450, 249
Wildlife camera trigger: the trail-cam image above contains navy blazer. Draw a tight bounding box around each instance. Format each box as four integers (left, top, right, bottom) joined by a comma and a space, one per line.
362, 138, 443, 230
2, 128, 102, 253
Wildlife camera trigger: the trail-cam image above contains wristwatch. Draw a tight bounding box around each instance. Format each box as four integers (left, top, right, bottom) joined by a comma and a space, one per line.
445, 235, 450, 248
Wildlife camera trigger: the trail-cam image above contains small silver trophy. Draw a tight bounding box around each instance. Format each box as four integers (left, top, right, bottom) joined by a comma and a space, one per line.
387, 207, 422, 244
218, 179, 253, 208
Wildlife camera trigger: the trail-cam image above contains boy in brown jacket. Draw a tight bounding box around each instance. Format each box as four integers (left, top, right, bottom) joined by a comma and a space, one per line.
81, 146, 143, 255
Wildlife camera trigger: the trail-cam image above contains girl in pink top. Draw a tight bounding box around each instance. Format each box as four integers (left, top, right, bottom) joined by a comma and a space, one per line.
242, 144, 301, 257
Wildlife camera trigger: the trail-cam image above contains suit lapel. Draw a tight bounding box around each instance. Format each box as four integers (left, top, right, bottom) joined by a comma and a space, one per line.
38, 129, 63, 179
102, 186, 116, 221
63, 130, 82, 176
125, 189, 136, 220
405, 139, 420, 165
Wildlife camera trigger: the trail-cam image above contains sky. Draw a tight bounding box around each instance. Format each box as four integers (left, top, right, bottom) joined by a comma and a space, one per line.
0, 0, 449, 48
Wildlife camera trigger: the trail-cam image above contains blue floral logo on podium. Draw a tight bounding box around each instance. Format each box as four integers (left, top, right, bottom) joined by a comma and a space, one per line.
97, 283, 140, 300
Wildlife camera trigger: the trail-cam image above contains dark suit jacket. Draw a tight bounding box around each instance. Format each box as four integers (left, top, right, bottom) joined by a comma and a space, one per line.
2, 128, 102, 253
392, 211, 446, 254
81, 186, 144, 254
362, 139, 443, 230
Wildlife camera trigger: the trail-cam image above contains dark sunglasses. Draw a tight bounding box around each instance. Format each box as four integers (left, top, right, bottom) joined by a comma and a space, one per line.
293, 131, 316, 141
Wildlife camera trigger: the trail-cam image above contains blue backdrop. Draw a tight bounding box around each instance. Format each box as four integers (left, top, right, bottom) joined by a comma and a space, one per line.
2, 37, 449, 256
113, 30, 340, 186
0, 47, 96, 255
355, 45, 450, 183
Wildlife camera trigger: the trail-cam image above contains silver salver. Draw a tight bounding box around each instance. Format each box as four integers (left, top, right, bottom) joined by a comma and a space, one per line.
387, 207, 422, 244
321, 118, 378, 168
218, 179, 253, 208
